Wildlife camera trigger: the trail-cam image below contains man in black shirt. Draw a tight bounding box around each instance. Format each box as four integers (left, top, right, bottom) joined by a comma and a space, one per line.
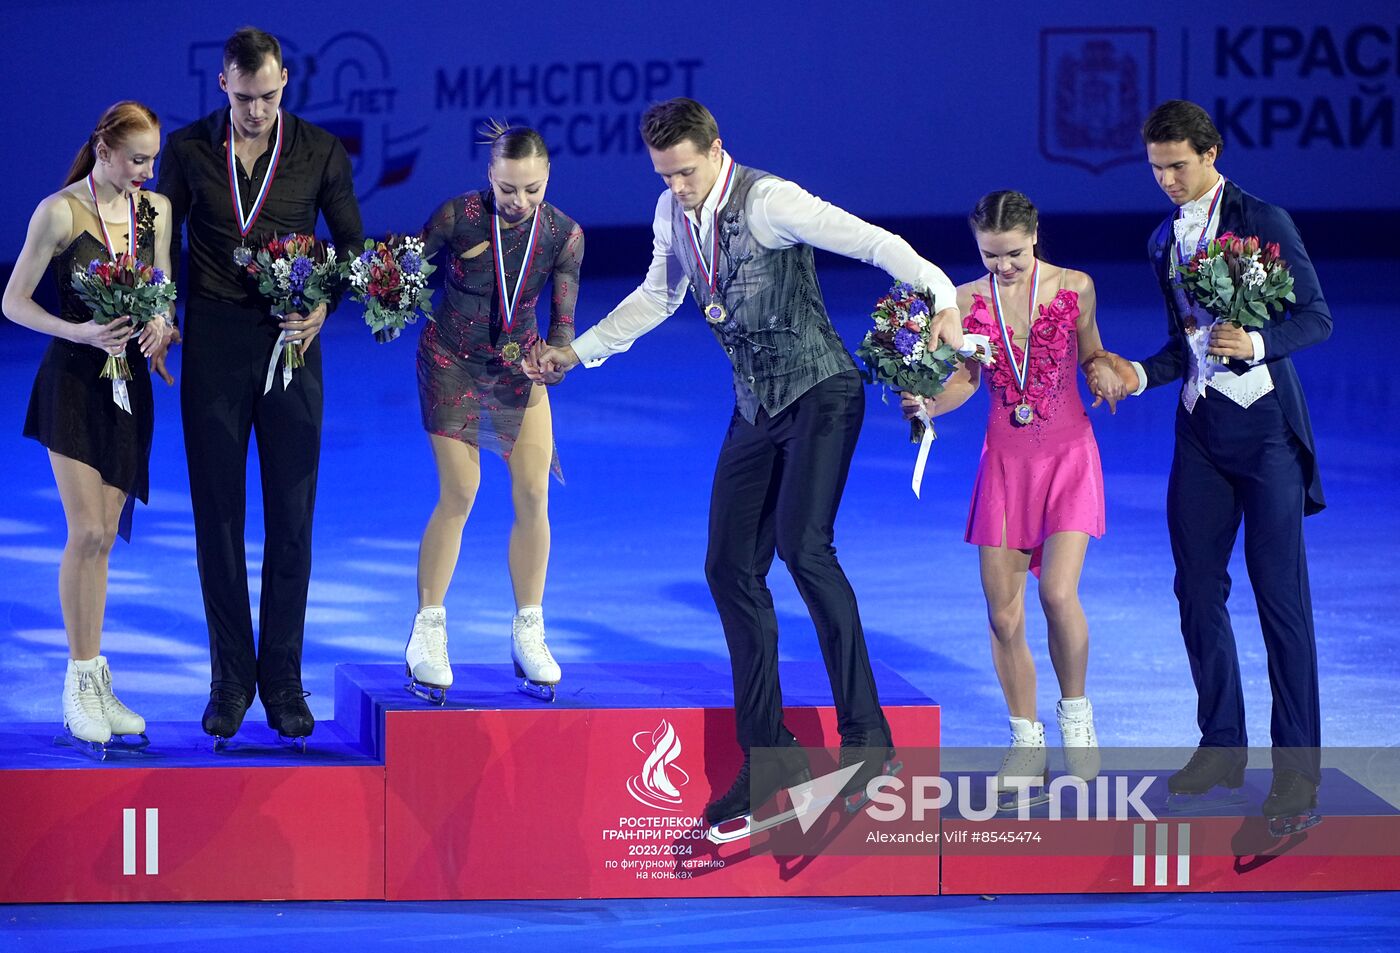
158, 27, 363, 747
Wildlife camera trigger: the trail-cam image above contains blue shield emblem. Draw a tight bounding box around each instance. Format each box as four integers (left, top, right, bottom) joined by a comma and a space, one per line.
1040, 29, 1157, 174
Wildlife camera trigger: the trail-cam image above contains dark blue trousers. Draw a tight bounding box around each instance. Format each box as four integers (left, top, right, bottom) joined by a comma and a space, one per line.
1167, 387, 1320, 780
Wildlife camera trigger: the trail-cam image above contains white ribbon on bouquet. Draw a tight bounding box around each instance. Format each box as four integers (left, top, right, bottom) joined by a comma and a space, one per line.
263, 328, 295, 395
911, 332, 994, 498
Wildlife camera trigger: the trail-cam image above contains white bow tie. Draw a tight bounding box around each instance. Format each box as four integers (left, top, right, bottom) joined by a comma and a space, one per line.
1178, 205, 1208, 229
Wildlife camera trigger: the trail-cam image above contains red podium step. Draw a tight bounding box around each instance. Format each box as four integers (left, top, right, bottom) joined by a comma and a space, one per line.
338, 661, 941, 900
0, 721, 383, 902
936, 766, 1400, 894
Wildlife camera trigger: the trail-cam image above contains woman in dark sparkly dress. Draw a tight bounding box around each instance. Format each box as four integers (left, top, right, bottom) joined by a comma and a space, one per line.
2, 101, 174, 753
403, 125, 584, 702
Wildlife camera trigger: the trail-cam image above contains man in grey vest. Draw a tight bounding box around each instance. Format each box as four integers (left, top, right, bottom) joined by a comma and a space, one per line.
525, 98, 961, 837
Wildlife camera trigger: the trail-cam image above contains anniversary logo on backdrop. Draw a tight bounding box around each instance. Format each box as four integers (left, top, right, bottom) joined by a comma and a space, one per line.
184, 31, 426, 203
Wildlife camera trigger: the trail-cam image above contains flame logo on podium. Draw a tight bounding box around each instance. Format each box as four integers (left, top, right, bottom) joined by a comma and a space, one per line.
626, 720, 690, 812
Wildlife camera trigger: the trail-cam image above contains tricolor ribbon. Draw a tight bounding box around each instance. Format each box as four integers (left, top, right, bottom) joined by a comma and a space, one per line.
1173, 178, 1224, 268
989, 261, 1040, 398
683, 160, 737, 297
492, 203, 542, 336
228, 110, 283, 237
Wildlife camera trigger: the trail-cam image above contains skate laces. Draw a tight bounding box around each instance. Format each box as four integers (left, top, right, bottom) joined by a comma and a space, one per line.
69, 671, 106, 718
513, 618, 554, 665
95, 665, 132, 712
1058, 711, 1097, 748
263, 687, 311, 712
720, 759, 752, 799
414, 618, 450, 666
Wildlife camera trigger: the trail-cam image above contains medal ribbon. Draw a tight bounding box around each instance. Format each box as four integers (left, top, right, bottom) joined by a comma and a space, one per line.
85, 174, 135, 259
989, 261, 1040, 396
683, 159, 737, 295
227, 109, 283, 237
492, 202, 542, 335
1174, 178, 1224, 267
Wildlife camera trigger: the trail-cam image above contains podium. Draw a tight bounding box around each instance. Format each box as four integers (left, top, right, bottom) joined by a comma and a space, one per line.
5, 663, 1397, 902
0, 661, 940, 902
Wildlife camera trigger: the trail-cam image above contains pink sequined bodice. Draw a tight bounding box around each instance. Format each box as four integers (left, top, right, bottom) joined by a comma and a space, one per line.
964, 288, 1090, 450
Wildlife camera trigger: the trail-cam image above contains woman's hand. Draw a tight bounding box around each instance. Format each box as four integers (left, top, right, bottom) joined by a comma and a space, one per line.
71, 315, 133, 354
899, 391, 934, 421
138, 315, 169, 359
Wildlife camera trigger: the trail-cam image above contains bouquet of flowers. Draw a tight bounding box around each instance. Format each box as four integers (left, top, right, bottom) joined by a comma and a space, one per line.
70, 253, 176, 380
1177, 232, 1295, 362
342, 236, 436, 343
857, 281, 988, 443
234, 234, 339, 375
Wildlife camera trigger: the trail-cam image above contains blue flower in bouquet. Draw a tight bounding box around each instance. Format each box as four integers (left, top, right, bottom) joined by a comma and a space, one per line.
401, 250, 423, 274
151, 268, 166, 284
893, 327, 919, 356
909, 297, 929, 317
86, 259, 101, 276
892, 281, 914, 298
359, 248, 376, 264
289, 256, 314, 290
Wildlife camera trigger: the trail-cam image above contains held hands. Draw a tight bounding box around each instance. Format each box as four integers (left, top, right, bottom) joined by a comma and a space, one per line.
1082, 349, 1138, 414
523, 340, 580, 385
1207, 321, 1254, 361
280, 302, 329, 355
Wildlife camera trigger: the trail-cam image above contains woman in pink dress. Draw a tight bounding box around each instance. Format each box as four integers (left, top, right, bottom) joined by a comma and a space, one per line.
902, 191, 1107, 809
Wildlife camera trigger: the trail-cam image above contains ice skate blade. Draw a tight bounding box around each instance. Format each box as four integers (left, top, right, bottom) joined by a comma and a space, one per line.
53, 731, 109, 762
996, 790, 1052, 814
705, 815, 751, 845
211, 735, 235, 753
1268, 811, 1321, 837
405, 680, 448, 706
107, 732, 151, 751
1166, 788, 1246, 814
704, 789, 817, 844
515, 678, 557, 703
844, 757, 905, 814
277, 734, 309, 753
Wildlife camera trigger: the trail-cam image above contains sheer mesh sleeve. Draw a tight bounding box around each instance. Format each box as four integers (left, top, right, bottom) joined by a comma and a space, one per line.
547, 222, 584, 347
421, 196, 461, 261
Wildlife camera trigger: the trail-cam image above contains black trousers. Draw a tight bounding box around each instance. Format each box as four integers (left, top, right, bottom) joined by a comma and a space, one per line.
1167, 388, 1320, 780
705, 370, 891, 750
181, 297, 322, 701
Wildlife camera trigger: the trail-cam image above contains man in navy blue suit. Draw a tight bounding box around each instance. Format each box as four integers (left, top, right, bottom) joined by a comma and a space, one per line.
1092, 100, 1331, 834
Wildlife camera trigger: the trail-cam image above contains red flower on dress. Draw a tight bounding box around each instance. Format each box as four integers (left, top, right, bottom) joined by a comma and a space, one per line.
966, 289, 1081, 420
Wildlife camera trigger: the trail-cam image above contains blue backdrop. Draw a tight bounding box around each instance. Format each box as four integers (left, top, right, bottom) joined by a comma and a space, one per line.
5, 0, 1398, 251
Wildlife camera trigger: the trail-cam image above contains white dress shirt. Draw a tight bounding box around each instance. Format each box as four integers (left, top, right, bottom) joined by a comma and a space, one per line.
572, 152, 959, 366
1131, 176, 1272, 410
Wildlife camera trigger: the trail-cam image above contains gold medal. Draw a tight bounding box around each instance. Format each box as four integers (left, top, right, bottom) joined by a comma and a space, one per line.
704, 301, 728, 325
1013, 402, 1035, 426
501, 341, 522, 363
